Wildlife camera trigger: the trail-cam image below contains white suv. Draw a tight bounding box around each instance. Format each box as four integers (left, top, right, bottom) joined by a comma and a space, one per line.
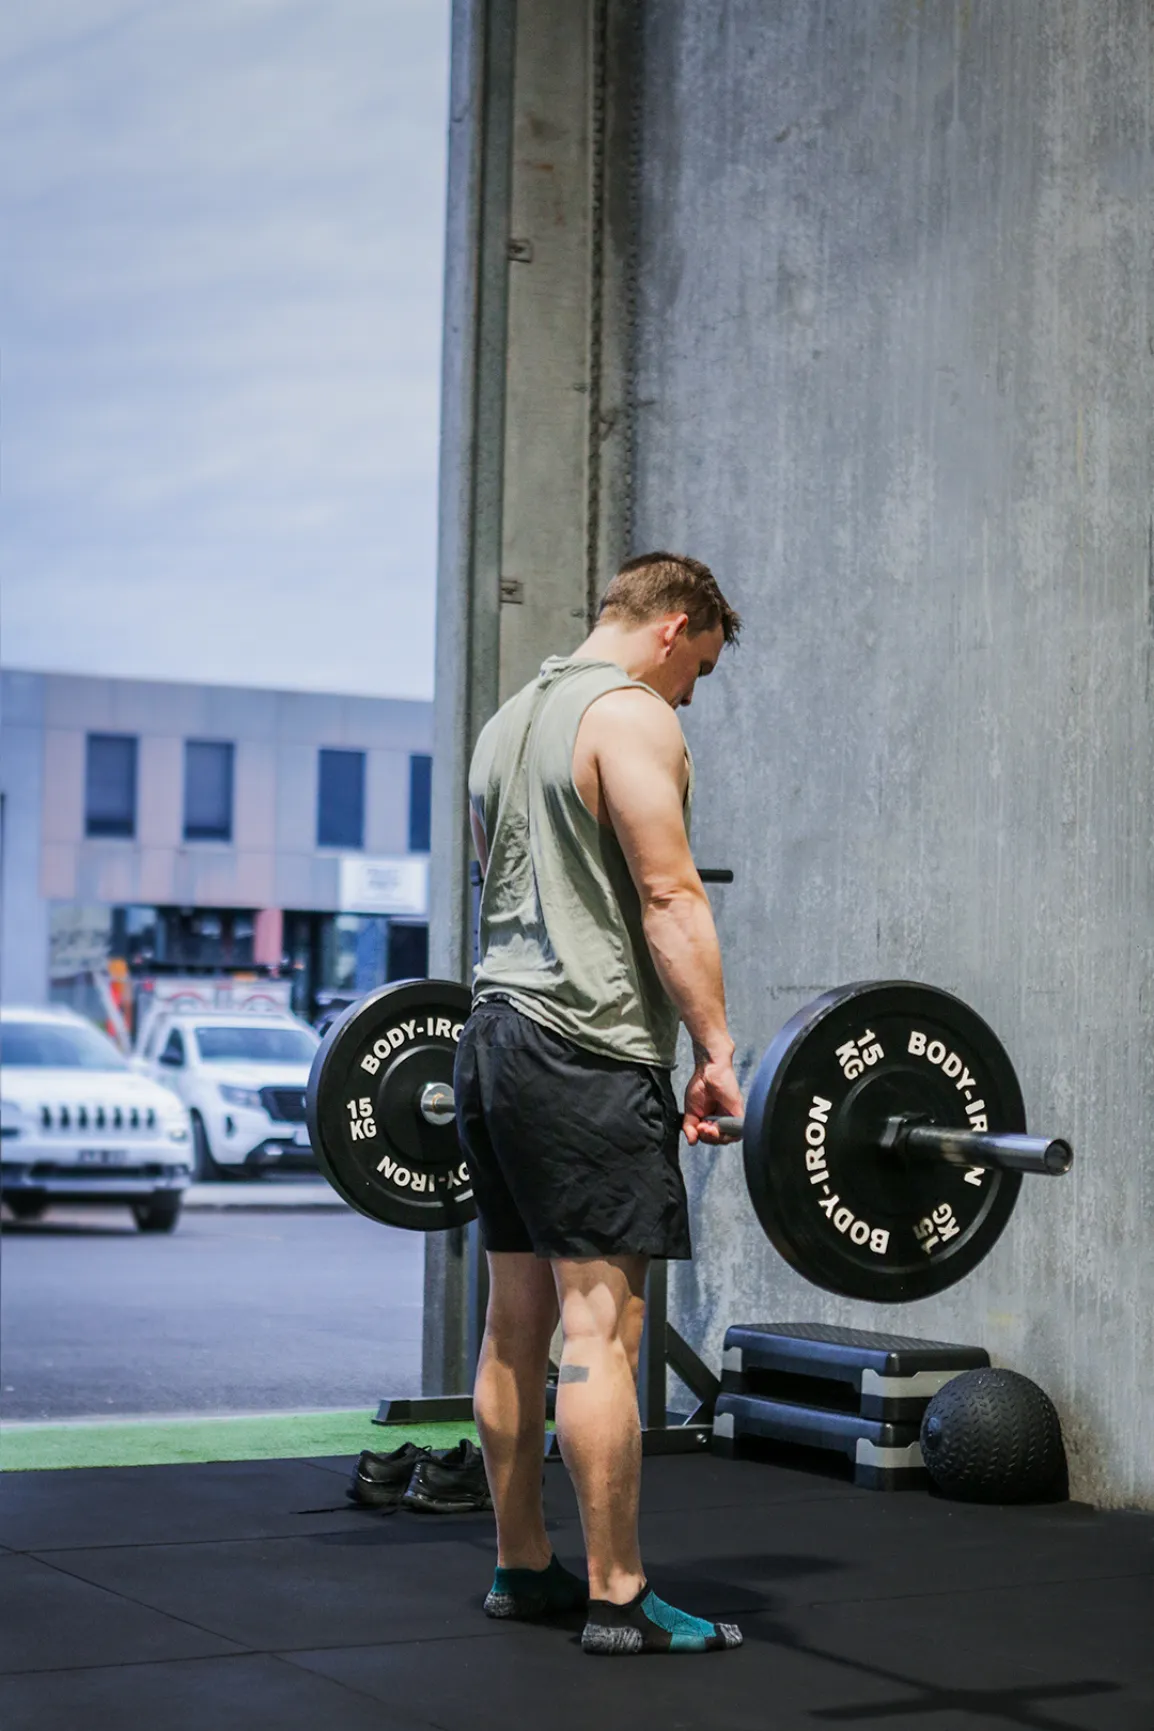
0, 1007, 193, 1231
139, 1012, 319, 1180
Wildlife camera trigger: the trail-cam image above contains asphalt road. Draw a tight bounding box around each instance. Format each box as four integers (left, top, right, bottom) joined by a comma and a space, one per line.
0, 1204, 425, 1423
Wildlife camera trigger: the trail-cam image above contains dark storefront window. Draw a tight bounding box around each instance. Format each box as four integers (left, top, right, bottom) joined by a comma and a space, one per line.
317, 749, 365, 848
408, 753, 432, 852
52, 904, 259, 979
152, 909, 255, 969
283, 911, 428, 1022
85, 734, 137, 838
111, 905, 161, 971
106, 908, 256, 972
184, 741, 234, 842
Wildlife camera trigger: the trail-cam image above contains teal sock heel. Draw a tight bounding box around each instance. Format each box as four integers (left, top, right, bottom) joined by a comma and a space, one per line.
484, 1555, 588, 1621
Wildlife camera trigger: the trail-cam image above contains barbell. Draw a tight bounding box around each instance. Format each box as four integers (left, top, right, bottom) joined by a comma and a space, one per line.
705, 1115, 1072, 1174
305, 976, 1073, 1302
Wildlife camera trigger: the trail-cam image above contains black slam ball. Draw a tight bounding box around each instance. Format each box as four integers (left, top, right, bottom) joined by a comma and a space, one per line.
920, 1368, 1068, 1503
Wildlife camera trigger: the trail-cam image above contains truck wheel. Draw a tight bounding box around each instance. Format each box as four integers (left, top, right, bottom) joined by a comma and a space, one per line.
133, 1195, 183, 1233
6, 1195, 47, 1222
190, 1113, 218, 1181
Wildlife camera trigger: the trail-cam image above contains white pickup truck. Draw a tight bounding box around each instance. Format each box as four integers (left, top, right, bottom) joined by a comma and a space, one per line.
0, 1006, 193, 1230
138, 1011, 319, 1180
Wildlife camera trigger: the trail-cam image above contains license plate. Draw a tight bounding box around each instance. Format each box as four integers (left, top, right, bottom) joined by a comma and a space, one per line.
77, 1149, 130, 1166
292, 1126, 312, 1148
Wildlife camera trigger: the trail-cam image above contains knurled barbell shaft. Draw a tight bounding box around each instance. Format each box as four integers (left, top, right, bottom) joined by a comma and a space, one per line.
704, 1115, 1073, 1177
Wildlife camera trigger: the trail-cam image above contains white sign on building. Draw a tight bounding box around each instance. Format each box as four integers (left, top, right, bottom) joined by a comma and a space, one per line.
338, 855, 429, 918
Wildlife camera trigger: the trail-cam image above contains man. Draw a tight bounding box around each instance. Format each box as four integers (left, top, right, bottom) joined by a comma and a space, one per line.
456, 551, 745, 1657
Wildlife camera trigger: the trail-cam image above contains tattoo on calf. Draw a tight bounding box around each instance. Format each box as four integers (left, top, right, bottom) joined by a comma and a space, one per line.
557, 1364, 591, 1384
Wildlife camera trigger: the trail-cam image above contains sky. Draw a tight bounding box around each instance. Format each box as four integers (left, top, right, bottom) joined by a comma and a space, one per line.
0, 0, 449, 702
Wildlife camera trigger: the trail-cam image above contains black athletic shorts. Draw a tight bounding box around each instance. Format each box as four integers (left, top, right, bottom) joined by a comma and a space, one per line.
453, 997, 692, 1260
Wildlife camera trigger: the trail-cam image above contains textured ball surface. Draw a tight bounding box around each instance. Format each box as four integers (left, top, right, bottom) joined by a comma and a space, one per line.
920, 1368, 1067, 1503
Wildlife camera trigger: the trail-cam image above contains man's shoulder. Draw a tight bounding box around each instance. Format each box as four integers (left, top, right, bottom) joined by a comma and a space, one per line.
579, 682, 682, 744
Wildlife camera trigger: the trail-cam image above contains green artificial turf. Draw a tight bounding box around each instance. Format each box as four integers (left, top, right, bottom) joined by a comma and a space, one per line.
0, 1411, 481, 1473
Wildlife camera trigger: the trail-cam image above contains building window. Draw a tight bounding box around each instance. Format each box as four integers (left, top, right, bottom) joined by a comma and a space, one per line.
317, 748, 365, 849
184, 741, 234, 842
85, 734, 137, 838
409, 753, 432, 852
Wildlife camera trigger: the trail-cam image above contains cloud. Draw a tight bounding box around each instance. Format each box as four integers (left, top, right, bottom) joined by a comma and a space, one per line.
0, 0, 449, 700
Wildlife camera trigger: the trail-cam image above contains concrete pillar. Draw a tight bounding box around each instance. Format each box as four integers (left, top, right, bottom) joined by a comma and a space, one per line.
424, 0, 639, 1395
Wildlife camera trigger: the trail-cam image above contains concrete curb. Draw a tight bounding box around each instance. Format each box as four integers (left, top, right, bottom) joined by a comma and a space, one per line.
183, 1182, 346, 1210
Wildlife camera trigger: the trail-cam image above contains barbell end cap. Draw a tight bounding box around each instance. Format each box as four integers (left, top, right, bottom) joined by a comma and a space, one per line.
1044, 1139, 1074, 1176
417, 1082, 457, 1128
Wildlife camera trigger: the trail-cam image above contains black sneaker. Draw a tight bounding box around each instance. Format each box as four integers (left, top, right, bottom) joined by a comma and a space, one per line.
402, 1438, 493, 1514
347, 1441, 431, 1511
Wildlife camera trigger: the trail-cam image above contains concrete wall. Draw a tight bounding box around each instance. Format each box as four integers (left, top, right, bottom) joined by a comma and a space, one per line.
431, 0, 638, 994
630, 0, 1154, 1506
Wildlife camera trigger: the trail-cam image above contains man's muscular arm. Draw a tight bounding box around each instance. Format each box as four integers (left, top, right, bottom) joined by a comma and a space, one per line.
579, 688, 744, 1143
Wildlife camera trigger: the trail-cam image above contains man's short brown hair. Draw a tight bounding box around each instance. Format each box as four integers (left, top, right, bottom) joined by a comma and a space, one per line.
597, 551, 742, 645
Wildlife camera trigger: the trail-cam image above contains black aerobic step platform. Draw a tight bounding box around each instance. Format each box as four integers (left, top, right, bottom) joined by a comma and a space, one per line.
712, 1324, 991, 1490
719, 1323, 989, 1422
712, 1391, 926, 1490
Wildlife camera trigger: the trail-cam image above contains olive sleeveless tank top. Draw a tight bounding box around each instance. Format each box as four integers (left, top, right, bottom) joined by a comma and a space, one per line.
468, 656, 694, 1068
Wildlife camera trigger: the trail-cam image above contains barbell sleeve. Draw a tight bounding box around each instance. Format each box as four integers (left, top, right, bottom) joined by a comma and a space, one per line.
899, 1123, 1073, 1176
702, 1114, 1074, 1176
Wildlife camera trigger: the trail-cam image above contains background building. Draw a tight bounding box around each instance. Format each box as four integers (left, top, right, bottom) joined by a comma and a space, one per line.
0, 669, 432, 1031
429, 0, 1153, 1509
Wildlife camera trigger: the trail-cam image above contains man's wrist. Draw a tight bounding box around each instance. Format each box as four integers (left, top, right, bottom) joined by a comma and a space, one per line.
693, 1035, 735, 1067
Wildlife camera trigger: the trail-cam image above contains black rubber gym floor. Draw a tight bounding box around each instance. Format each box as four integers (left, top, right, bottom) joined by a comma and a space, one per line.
2, 1450, 1151, 1731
